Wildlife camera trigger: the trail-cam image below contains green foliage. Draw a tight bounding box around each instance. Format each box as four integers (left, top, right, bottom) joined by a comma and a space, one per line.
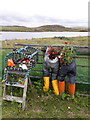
60, 46, 77, 64
61, 93, 67, 100
17, 103, 22, 108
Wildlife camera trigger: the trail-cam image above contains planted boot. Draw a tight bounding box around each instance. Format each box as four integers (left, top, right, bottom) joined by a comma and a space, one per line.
43, 77, 49, 92
58, 81, 65, 96
68, 83, 75, 98
52, 80, 59, 95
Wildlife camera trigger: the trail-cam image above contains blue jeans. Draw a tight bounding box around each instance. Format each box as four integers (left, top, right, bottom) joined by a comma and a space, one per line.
58, 60, 76, 84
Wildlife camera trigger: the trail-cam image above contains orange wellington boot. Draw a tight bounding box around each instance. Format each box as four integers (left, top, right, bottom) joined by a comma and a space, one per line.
8, 58, 15, 67
58, 81, 65, 95
68, 83, 75, 97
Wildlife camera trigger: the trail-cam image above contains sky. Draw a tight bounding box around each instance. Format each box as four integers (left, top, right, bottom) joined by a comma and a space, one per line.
0, 0, 89, 28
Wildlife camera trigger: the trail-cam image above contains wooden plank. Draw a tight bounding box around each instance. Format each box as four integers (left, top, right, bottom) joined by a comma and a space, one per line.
76, 81, 90, 84
22, 78, 28, 110
28, 77, 33, 89
3, 84, 7, 97
79, 94, 90, 97
30, 76, 42, 79
3, 95, 23, 103
77, 74, 90, 77
7, 71, 26, 75
76, 57, 90, 59
32, 69, 42, 72
77, 65, 90, 67
5, 83, 24, 88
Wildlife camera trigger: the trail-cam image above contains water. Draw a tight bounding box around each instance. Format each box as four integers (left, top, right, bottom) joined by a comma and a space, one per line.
0, 32, 89, 41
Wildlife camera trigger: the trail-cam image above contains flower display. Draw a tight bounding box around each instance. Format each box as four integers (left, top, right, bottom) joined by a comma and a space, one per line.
47, 47, 61, 59
59, 46, 76, 65
46, 45, 76, 63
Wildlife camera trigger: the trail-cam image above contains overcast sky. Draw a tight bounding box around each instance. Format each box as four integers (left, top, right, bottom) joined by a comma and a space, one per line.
0, 0, 89, 27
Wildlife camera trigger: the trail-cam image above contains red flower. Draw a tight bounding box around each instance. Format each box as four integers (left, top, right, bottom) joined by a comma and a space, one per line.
60, 58, 64, 62
64, 42, 68, 44
60, 55, 62, 57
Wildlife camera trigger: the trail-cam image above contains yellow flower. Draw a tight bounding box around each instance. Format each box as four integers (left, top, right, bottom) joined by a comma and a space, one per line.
18, 77, 24, 84
18, 77, 22, 81
2, 80, 5, 83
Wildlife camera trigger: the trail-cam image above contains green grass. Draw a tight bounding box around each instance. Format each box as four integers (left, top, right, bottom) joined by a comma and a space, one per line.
1, 37, 90, 118
1, 36, 89, 48
2, 89, 90, 118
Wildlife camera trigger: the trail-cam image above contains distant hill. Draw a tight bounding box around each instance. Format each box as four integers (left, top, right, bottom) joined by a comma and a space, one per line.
31, 25, 66, 32
1, 25, 88, 32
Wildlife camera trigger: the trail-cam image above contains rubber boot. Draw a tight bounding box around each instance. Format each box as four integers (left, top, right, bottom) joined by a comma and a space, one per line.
43, 77, 49, 92
68, 83, 75, 98
52, 80, 59, 95
58, 81, 65, 96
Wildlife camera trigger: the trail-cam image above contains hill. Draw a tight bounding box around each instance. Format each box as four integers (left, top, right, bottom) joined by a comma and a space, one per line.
1, 25, 88, 32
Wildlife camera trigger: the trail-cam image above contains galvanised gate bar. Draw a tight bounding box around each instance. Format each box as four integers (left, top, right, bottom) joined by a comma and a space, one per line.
14, 43, 90, 96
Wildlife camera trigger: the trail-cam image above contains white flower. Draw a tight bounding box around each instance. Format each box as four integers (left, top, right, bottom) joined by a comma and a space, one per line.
19, 64, 28, 70
68, 107, 70, 109
58, 53, 63, 58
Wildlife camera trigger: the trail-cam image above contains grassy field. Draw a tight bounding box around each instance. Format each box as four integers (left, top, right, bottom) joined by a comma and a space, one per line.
1, 36, 90, 119
1, 36, 89, 48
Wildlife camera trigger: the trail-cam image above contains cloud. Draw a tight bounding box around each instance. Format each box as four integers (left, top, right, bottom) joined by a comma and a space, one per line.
0, 14, 88, 27
0, 0, 88, 27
